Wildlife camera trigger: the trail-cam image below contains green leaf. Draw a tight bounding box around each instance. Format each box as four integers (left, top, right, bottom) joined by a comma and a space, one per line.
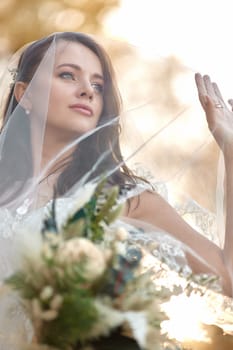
62, 179, 121, 243
41, 198, 58, 234
41, 290, 98, 349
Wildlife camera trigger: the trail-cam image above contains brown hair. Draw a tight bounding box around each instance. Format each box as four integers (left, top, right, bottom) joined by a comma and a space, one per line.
2, 32, 139, 201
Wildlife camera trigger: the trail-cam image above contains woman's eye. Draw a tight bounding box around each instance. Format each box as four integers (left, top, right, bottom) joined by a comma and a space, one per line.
59, 72, 75, 80
92, 83, 103, 94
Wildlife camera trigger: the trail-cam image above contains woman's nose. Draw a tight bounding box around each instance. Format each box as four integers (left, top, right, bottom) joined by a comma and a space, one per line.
75, 80, 93, 100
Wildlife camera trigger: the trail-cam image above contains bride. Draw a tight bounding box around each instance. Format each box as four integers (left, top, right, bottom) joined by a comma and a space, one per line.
0, 31, 233, 348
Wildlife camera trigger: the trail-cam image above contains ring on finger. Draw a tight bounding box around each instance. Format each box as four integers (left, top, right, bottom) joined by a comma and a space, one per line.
214, 103, 223, 109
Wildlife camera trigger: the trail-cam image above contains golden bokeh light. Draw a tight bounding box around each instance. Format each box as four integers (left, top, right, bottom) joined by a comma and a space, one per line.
0, 2, 233, 347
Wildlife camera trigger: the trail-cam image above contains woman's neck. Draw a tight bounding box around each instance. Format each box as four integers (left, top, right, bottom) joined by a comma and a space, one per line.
40, 128, 77, 176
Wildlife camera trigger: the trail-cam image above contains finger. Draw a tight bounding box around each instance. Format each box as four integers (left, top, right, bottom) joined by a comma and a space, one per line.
203, 75, 218, 101
212, 82, 227, 108
228, 99, 233, 111
195, 73, 208, 108
195, 73, 207, 95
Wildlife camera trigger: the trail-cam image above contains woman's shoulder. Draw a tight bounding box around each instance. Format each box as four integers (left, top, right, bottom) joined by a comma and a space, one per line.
125, 188, 173, 222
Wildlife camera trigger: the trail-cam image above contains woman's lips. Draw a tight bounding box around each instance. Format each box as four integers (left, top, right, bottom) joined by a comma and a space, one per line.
69, 104, 93, 116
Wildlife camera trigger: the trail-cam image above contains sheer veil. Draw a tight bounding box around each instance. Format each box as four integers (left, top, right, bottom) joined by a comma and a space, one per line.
0, 32, 228, 290
0, 30, 231, 348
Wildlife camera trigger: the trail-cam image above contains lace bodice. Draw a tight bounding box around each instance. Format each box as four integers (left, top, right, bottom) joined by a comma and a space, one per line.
0, 205, 38, 349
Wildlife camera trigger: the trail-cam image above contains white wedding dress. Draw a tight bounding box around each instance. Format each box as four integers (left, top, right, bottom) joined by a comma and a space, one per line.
0, 179, 232, 349
0, 208, 34, 350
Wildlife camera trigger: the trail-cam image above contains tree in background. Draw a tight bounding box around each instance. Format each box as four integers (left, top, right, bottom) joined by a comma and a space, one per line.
0, 0, 119, 54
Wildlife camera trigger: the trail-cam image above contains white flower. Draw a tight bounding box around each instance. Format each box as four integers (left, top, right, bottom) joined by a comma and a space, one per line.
50, 294, 63, 310
40, 309, 58, 321
31, 298, 58, 321
54, 183, 97, 229
113, 241, 127, 255
124, 311, 148, 348
89, 299, 124, 338
58, 238, 106, 281
90, 301, 159, 349
69, 183, 97, 213
115, 227, 129, 241
31, 298, 43, 319
40, 286, 54, 301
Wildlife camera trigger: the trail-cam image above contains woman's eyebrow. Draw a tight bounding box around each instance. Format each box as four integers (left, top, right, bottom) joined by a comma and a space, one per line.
56, 63, 104, 81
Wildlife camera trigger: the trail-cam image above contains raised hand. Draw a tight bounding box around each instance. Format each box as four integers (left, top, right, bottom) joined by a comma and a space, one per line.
195, 73, 233, 294
195, 73, 233, 153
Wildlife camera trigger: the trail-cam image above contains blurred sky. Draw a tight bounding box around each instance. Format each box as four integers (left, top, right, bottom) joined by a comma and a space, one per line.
102, 0, 233, 210
104, 0, 233, 99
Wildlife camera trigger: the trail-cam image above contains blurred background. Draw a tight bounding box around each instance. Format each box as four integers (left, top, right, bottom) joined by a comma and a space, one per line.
0, 0, 233, 213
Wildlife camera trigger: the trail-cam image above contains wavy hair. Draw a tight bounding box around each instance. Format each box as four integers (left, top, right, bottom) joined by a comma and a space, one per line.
2, 32, 139, 200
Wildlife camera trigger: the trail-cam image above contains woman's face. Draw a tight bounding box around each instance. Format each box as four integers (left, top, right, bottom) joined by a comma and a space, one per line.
39, 40, 104, 141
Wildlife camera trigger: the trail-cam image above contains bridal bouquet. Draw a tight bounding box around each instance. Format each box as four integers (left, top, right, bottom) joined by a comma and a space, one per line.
6, 181, 172, 350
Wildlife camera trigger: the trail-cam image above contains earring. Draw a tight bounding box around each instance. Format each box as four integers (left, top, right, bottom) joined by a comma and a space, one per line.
25, 109, 30, 115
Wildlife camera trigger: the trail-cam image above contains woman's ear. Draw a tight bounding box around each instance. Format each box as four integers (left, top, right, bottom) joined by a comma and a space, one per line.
14, 81, 32, 111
